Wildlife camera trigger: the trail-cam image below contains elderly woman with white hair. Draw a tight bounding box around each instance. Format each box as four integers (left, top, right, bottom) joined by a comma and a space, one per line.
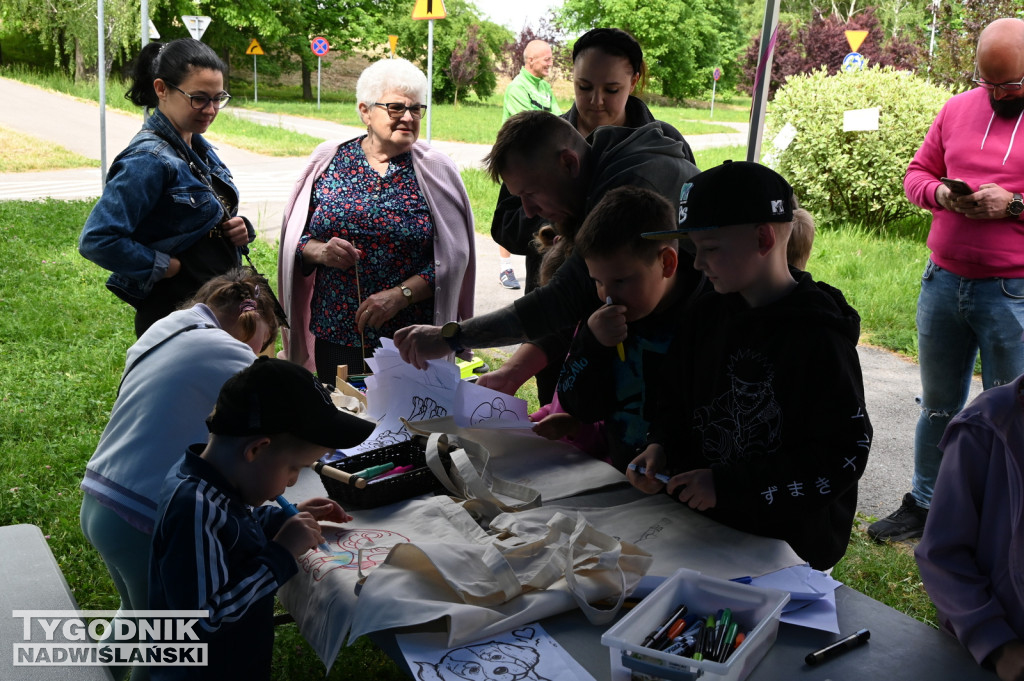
278, 58, 475, 381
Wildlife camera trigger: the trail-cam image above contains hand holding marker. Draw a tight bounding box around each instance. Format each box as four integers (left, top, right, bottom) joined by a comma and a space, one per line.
606, 297, 626, 361
276, 495, 331, 553
627, 463, 671, 484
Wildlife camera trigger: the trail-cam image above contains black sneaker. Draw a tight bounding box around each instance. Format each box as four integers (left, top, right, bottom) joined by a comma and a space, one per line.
867, 493, 928, 542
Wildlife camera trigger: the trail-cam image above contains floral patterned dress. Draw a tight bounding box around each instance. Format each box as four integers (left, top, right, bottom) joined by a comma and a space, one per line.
298, 137, 436, 349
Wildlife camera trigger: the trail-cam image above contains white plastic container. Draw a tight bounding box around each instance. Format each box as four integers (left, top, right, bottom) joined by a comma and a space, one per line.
601, 568, 790, 681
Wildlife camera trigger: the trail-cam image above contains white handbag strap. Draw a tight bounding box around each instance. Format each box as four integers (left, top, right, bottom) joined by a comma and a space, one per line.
550, 513, 627, 624
423, 432, 542, 515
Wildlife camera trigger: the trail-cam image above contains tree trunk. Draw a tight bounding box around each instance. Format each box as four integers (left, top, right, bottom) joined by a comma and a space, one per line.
74, 37, 85, 83
301, 61, 313, 101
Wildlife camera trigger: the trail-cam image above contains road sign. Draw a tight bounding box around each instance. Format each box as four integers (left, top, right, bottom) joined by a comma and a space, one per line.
713, 67, 722, 81
845, 30, 868, 52
181, 15, 211, 41
310, 37, 330, 57
412, 0, 447, 20
145, 20, 160, 40
246, 39, 264, 56
389, 35, 398, 58
842, 52, 866, 72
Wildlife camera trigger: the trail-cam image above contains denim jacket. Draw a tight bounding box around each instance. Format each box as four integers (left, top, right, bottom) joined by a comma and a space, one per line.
79, 108, 253, 303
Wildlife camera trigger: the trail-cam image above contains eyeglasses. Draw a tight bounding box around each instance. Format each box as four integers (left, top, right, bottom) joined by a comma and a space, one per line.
168, 83, 232, 110
372, 102, 427, 119
972, 66, 1024, 92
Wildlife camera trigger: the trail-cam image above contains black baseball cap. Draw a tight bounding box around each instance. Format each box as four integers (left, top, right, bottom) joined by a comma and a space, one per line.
644, 161, 795, 238
206, 357, 375, 449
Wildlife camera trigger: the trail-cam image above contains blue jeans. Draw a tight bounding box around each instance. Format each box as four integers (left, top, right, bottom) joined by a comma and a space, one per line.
913, 259, 1024, 508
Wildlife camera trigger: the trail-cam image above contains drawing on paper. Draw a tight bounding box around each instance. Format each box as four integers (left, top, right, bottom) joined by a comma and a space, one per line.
469, 397, 521, 426
410, 395, 448, 421
298, 528, 409, 582
414, 639, 551, 681
360, 428, 408, 449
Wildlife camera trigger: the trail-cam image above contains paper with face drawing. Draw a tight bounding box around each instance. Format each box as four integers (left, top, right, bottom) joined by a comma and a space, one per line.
454, 379, 533, 429
397, 624, 595, 681
324, 341, 535, 461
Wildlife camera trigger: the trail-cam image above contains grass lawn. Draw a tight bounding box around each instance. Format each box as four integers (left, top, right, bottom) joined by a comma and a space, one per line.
0, 126, 99, 172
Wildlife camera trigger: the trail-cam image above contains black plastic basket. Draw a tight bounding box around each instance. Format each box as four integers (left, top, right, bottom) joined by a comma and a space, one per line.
317, 439, 451, 509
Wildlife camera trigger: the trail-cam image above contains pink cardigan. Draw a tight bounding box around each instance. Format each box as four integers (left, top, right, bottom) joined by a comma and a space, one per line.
904, 87, 1024, 278
278, 139, 476, 371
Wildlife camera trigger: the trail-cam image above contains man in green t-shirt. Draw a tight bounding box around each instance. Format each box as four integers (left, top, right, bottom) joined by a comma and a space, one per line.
496, 40, 561, 289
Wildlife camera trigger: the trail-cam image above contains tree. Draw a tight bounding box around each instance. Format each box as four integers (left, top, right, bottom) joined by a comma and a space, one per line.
2, 0, 147, 79
739, 8, 922, 98
927, 0, 1024, 93
447, 24, 481, 107
383, 0, 510, 104
556, 0, 746, 100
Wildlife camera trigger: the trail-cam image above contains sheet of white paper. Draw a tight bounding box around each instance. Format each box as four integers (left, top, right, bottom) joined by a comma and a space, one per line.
454, 380, 533, 429
772, 121, 798, 151
843, 107, 880, 131
397, 623, 595, 681
779, 588, 839, 633
749, 564, 840, 601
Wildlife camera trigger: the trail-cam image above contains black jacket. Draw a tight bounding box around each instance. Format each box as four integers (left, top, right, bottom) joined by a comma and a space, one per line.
650, 271, 872, 569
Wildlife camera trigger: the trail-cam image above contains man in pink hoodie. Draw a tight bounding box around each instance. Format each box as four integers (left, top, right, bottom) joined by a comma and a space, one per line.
870, 17, 1024, 543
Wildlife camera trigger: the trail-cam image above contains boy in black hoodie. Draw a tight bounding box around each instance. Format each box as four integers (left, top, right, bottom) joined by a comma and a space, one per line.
629, 162, 872, 569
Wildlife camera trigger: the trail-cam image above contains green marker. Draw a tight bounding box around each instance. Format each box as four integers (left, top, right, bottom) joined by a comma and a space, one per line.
352, 462, 395, 480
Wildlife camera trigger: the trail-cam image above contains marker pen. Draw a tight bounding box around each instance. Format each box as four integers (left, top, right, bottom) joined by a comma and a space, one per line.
805, 628, 870, 666
276, 495, 331, 553
627, 463, 671, 484
643, 603, 688, 648
351, 462, 395, 480
606, 297, 626, 361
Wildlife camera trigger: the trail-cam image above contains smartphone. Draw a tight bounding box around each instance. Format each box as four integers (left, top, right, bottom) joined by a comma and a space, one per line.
940, 177, 974, 195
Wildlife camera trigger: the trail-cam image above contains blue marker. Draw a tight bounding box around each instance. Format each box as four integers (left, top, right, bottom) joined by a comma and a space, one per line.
276, 495, 331, 553
627, 463, 671, 484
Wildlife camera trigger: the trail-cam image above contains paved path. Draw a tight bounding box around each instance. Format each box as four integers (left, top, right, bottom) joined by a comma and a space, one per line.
0, 76, 984, 521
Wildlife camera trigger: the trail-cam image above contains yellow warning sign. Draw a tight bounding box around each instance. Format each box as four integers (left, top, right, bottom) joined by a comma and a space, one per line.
845, 30, 868, 53
388, 35, 398, 57
246, 39, 264, 56
411, 0, 446, 20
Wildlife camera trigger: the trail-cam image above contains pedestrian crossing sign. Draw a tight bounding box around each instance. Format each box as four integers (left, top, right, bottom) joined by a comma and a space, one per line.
246, 39, 264, 56
411, 0, 446, 20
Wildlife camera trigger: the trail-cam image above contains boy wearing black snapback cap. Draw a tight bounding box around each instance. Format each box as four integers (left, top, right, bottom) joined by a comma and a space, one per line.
629, 162, 873, 569
148, 357, 374, 680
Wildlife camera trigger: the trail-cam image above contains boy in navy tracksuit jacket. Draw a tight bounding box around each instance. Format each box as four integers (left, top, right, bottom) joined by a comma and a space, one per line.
148, 358, 373, 680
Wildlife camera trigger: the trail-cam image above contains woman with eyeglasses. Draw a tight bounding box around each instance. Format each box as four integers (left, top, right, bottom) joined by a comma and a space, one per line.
79, 38, 253, 337
278, 58, 475, 382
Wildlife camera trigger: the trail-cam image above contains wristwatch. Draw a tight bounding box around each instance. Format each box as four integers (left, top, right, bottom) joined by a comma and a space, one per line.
1007, 193, 1024, 217
398, 284, 413, 306
441, 321, 465, 354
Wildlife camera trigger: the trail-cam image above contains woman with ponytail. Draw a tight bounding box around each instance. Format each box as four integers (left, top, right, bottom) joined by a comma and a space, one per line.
79, 38, 254, 337
79, 268, 279, 681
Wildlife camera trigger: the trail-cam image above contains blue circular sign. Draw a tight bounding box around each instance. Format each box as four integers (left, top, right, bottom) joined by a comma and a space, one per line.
310, 37, 330, 57
842, 52, 865, 72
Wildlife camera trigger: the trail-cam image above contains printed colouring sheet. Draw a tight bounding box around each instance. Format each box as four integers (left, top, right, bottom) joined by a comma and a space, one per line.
397, 624, 596, 681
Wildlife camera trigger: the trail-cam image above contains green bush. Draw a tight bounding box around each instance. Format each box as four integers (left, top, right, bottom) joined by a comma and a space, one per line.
765, 66, 951, 229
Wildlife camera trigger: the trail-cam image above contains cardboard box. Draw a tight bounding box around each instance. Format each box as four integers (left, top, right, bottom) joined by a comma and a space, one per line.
601, 568, 789, 681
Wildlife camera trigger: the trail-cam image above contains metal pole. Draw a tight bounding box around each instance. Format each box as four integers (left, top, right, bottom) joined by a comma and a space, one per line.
317, 56, 321, 109
141, 0, 149, 46
927, 0, 939, 75
98, 0, 107, 188
747, 0, 781, 163
426, 19, 434, 144
254, 54, 258, 103
711, 79, 717, 119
